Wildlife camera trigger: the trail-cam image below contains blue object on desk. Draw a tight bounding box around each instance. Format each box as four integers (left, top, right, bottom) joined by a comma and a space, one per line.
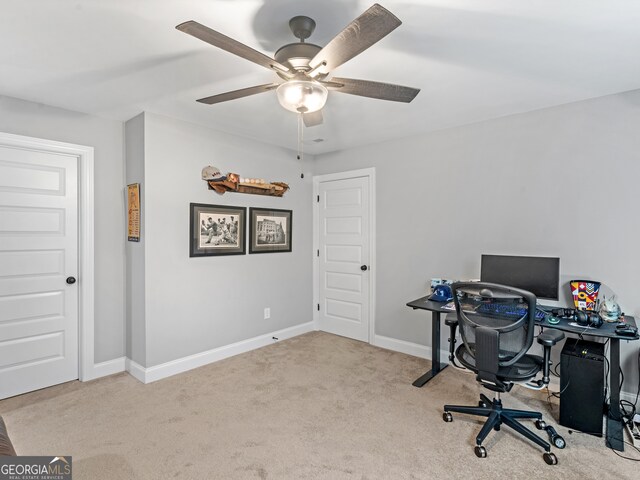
428, 284, 453, 302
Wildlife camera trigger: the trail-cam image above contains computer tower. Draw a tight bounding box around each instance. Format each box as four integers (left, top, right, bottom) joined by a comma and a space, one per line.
559, 339, 605, 435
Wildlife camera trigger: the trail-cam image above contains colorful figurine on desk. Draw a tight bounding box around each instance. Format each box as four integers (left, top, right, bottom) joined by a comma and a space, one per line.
599, 295, 622, 322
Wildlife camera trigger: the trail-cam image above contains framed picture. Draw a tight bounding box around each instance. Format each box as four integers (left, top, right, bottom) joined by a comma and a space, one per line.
249, 208, 292, 254
190, 203, 246, 257
127, 183, 140, 242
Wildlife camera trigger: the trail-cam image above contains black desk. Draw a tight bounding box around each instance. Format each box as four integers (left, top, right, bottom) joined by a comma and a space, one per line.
406, 297, 453, 387
407, 295, 639, 452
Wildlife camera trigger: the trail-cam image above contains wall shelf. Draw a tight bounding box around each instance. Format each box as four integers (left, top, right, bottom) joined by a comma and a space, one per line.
207, 179, 289, 197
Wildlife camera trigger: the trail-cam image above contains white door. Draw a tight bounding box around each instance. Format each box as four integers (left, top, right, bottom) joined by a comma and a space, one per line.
0, 144, 79, 399
316, 172, 372, 342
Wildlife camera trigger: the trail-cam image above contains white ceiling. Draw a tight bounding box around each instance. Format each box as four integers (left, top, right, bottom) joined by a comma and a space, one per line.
2, 0, 639, 155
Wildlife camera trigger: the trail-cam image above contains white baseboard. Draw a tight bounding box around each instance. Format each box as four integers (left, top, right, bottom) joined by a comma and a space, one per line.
82, 356, 126, 381
372, 334, 449, 362
105, 327, 638, 410
125, 358, 146, 383
126, 321, 316, 384
620, 391, 639, 408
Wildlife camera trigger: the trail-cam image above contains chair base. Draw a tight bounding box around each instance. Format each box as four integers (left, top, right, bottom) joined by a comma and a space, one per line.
444, 393, 553, 455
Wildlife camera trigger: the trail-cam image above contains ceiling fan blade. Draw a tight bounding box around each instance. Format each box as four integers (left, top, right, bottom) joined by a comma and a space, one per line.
303, 110, 323, 127
325, 77, 420, 103
196, 83, 279, 105
176, 21, 291, 75
308, 4, 401, 76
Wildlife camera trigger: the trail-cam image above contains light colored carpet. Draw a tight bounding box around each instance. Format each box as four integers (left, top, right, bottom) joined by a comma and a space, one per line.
0, 331, 637, 479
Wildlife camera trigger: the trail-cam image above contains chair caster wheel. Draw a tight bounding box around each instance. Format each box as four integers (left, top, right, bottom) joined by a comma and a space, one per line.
535, 419, 547, 430
443, 412, 453, 422
552, 435, 566, 449
478, 401, 488, 408
543, 452, 558, 465
474, 446, 487, 458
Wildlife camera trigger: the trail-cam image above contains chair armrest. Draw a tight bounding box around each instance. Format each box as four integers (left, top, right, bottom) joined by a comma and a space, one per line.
535, 330, 564, 387
537, 329, 564, 347
444, 313, 460, 365
444, 313, 458, 327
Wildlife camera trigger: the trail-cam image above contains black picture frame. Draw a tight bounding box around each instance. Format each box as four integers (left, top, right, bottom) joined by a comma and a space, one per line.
249, 208, 292, 254
189, 203, 246, 257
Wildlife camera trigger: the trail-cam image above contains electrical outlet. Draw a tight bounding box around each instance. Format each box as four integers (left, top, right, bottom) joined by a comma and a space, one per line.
264, 307, 271, 319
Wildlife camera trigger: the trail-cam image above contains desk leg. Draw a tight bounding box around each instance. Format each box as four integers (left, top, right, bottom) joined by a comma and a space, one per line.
606, 338, 624, 451
412, 311, 449, 387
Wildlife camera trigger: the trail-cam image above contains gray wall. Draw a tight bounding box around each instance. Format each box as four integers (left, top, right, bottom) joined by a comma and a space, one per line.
4, 89, 637, 396
124, 113, 146, 365
0, 95, 125, 363
128, 112, 314, 367
312, 89, 640, 396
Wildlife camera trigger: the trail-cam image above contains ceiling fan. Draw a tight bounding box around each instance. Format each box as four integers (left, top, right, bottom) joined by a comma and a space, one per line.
176, 3, 420, 127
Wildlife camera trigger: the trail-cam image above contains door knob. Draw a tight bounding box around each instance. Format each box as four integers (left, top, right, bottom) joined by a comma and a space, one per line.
66, 276, 76, 285
360, 265, 368, 271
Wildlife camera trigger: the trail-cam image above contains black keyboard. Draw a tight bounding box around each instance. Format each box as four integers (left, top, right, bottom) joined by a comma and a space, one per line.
476, 303, 546, 322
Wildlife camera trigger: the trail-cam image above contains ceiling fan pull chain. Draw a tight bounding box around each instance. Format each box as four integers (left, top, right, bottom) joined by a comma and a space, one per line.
297, 113, 305, 178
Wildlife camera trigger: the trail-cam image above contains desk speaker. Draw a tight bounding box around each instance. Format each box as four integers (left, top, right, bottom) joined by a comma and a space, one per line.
559, 339, 605, 435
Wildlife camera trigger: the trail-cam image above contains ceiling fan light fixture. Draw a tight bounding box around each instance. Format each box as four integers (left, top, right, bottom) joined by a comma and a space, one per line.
179, 4, 420, 126
276, 80, 328, 113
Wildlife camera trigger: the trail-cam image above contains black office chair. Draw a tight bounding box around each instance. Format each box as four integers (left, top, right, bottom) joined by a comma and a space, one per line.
442, 282, 565, 465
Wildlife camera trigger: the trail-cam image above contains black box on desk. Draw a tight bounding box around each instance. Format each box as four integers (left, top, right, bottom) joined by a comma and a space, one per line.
559, 339, 605, 435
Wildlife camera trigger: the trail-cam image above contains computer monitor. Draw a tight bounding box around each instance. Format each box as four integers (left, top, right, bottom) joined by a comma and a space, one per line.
480, 254, 560, 300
